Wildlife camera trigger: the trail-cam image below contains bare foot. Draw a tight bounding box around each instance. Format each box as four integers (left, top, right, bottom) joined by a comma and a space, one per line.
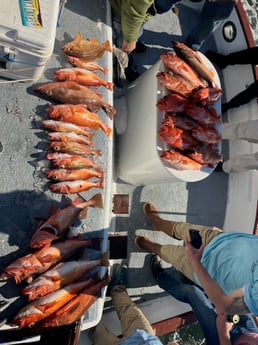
134, 236, 161, 255
143, 203, 175, 235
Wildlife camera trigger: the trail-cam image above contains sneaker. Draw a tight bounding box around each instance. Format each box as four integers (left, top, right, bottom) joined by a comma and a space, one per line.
134, 41, 147, 53
150, 255, 163, 279
111, 264, 128, 287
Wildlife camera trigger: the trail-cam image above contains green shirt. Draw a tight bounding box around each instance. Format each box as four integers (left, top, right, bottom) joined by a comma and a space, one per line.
109, 0, 156, 43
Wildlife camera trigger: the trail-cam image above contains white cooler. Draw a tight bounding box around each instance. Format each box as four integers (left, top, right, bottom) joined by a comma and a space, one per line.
116, 57, 221, 186
0, 0, 60, 81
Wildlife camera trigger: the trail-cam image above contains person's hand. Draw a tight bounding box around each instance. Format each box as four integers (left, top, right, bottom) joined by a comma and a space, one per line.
184, 237, 204, 264
216, 311, 232, 342
121, 40, 136, 54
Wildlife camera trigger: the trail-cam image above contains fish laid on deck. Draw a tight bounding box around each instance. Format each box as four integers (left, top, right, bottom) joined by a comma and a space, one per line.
42, 120, 94, 138
47, 132, 94, 146
47, 104, 112, 136
46, 152, 103, 172
35, 81, 116, 120
54, 68, 113, 91
22, 252, 110, 301
34, 271, 109, 329
61, 32, 112, 61
12, 276, 96, 328
67, 56, 108, 74
0, 237, 100, 283
30, 193, 103, 249
48, 141, 102, 156
49, 179, 104, 194
46, 168, 103, 182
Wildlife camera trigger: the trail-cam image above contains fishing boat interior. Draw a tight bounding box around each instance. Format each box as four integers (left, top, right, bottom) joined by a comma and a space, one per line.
0, 0, 257, 344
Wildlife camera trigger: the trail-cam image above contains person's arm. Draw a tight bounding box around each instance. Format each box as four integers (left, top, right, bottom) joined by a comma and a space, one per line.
184, 238, 249, 314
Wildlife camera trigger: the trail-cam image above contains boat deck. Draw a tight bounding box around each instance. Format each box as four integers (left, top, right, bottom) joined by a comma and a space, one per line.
0, 1, 257, 344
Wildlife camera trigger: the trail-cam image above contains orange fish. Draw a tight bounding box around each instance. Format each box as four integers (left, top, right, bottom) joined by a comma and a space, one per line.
164, 113, 199, 131
54, 68, 113, 91
46, 153, 102, 172
12, 277, 95, 328
30, 193, 103, 249
157, 71, 197, 97
33, 271, 110, 329
159, 122, 198, 151
161, 149, 202, 171
172, 41, 217, 88
156, 93, 189, 112
187, 143, 222, 167
62, 32, 112, 61
1, 237, 99, 283
35, 81, 116, 120
48, 104, 112, 136
191, 86, 222, 106
49, 180, 103, 194
185, 103, 219, 127
46, 168, 103, 182
160, 52, 206, 88
22, 252, 109, 301
48, 141, 102, 156
41, 120, 94, 138
191, 126, 221, 144
48, 132, 94, 146
67, 56, 108, 74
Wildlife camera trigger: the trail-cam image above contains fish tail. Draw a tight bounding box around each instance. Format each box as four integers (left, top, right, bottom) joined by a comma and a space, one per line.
106, 82, 113, 92
92, 149, 102, 156
100, 251, 110, 267
104, 40, 112, 53
91, 193, 103, 209
103, 104, 116, 121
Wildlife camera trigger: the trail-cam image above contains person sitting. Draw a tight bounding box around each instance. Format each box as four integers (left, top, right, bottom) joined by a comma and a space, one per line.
88, 264, 168, 345
134, 203, 258, 318
150, 255, 258, 345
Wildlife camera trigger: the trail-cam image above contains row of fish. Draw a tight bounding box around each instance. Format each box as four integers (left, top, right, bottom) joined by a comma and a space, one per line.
34, 32, 115, 194
156, 41, 223, 171
0, 194, 110, 329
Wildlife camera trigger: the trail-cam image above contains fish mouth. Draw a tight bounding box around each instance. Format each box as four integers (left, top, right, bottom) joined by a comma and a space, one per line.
38, 224, 59, 235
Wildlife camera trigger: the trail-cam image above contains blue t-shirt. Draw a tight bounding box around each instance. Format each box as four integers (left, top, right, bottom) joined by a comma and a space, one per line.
194, 232, 258, 314
119, 329, 163, 345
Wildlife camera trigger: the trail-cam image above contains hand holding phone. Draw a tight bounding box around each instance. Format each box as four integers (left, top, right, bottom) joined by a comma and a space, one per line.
189, 229, 202, 249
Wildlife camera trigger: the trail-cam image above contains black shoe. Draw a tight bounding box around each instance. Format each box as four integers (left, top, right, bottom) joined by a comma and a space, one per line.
206, 50, 228, 70
125, 65, 140, 82
150, 255, 163, 279
134, 41, 147, 53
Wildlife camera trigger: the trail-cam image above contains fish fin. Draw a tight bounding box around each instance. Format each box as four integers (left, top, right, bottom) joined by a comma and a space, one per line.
75, 32, 83, 46
100, 251, 110, 267
92, 149, 102, 156
106, 82, 113, 92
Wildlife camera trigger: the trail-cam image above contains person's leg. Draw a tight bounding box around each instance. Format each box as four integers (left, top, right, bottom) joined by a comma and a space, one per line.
135, 236, 196, 282
186, 1, 235, 49
111, 285, 155, 337
222, 80, 258, 113
154, 0, 179, 14
143, 203, 222, 244
206, 47, 258, 69
157, 268, 219, 345
222, 152, 258, 173
88, 321, 120, 345
222, 120, 258, 143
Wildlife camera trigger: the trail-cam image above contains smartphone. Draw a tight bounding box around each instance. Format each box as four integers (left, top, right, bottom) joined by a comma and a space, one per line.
189, 229, 202, 249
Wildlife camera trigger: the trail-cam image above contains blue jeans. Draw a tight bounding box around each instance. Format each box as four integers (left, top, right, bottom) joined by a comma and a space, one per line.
157, 268, 258, 345
157, 268, 219, 345
155, 0, 179, 14
186, 0, 235, 49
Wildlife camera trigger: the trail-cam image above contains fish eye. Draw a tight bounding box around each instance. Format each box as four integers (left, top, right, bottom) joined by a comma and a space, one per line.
52, 175, 58, 180
45, 90, 52, 96
53, 146, 60, 151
